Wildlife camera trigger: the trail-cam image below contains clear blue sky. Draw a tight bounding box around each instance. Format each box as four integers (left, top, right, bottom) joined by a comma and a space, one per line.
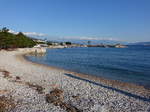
0, 0, 150, 42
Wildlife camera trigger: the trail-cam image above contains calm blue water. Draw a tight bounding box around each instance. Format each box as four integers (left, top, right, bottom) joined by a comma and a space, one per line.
26, 46, 150, 88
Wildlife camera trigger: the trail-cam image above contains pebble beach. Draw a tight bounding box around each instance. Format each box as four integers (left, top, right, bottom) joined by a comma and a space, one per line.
0, 49, 150, 112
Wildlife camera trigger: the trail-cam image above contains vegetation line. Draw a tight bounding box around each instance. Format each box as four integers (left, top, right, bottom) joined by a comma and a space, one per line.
0, 27, 36, 49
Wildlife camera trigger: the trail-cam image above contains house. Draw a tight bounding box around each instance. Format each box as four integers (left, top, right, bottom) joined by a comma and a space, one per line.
34, 44, 48, 48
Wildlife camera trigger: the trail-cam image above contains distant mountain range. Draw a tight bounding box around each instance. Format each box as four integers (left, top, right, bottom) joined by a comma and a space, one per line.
52, 39, 128, 45
32, 35, 150, 46
128, 42, 150, 45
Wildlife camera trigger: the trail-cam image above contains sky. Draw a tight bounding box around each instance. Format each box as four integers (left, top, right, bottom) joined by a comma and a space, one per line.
0, 0, 150, 42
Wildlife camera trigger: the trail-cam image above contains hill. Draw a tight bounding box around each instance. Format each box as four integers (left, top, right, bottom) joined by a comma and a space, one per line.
0, 27, 36, 49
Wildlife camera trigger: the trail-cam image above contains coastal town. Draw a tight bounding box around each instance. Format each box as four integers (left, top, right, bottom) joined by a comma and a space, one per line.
33, 38, 127, 49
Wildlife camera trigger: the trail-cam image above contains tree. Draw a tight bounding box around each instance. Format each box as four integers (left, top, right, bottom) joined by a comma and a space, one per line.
87, 41, 91, 45
1, 27, 9, 33
65, 42, 72, 45
60, 42, 63, 46
17, 32, 24, 36
47, 41, 53, 45
16, 32, 36, 48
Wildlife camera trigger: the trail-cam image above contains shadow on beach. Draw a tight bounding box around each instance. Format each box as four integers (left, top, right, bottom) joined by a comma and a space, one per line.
64, 73, 150, 103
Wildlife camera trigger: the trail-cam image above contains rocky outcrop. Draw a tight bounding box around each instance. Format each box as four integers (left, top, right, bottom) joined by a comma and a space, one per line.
115, 44, 127, 48
17, 48, 46, 54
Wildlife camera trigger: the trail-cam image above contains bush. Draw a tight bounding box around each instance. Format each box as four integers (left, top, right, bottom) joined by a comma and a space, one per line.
65, 42, 72, 45
47, 41, 53, 45
0, 28, 36, 49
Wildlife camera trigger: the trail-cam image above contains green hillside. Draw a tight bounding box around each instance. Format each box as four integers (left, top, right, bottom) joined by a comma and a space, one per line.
0, 27, 36, 49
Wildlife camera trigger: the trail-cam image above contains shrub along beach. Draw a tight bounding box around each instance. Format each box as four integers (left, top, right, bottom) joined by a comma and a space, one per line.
0, 28, 150, 112
0, 27, 36, 49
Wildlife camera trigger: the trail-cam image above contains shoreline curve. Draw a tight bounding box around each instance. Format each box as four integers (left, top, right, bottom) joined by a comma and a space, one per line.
19, 52, 150, 98
0, 49, 150, 111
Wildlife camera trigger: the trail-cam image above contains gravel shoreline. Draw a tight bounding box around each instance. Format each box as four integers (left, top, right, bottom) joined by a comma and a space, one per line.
0, 50, 150, 112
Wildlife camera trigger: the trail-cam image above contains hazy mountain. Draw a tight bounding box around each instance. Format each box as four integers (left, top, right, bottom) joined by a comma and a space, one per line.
50, 39, 128, 45
129, 42, 150, 45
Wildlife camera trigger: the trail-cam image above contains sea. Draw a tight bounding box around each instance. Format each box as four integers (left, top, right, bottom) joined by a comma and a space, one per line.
26, 45, 150, 88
